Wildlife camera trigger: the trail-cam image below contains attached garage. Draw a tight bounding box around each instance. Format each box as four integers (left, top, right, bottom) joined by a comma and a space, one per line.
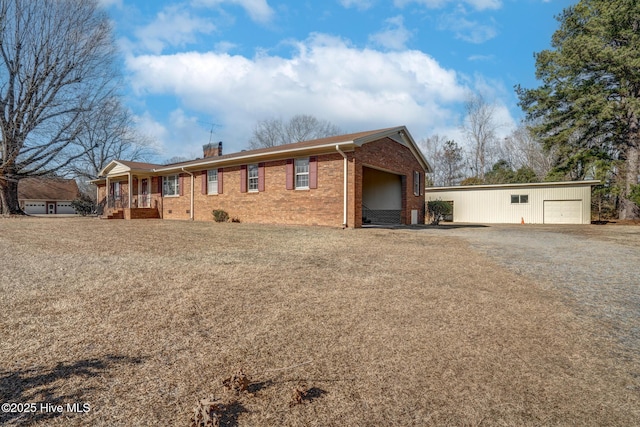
362, 167, 402, 225
425, 180, 599, 225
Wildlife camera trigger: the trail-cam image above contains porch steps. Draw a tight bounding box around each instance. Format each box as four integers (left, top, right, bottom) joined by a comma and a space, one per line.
103, 208, 160, 220
106, 210, 124, 219
130, 208, 160, 219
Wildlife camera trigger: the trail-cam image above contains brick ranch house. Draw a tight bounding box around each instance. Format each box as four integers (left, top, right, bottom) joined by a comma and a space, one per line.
93, 126, 432, 228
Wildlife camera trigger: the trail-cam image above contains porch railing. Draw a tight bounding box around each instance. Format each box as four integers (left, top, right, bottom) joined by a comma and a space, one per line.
136, 194, 151, 208
107, 194, 129, 209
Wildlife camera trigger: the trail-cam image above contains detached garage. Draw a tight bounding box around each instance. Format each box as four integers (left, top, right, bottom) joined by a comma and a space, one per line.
18, 177, 81, 215
425, 180, 600, 225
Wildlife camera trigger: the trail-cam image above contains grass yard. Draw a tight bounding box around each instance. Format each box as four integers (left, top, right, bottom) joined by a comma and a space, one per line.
1, 218, 638, 426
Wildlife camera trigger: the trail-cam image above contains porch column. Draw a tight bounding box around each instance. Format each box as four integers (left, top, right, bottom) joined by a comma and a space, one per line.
128, 172, 132, 209
106, 176, 109, 210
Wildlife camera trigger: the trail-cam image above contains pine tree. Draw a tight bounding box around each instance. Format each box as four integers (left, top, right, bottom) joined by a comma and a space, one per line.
517, 0, 640, 219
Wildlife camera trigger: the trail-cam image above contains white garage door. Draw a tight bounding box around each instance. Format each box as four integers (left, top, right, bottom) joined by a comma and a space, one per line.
544, 200, 582, 224
56, 202, 76, 214
24, 202, 46, 214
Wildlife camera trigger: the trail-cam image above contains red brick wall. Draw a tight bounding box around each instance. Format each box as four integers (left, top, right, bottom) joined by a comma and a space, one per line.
163, 154, 346, 226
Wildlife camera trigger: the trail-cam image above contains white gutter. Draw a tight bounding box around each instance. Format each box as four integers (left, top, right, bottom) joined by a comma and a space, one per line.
181, 168, 194, 221
335, 145, 348, 228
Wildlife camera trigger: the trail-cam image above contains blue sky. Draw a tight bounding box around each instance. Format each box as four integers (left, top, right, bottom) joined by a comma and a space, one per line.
100, 0, 574, 160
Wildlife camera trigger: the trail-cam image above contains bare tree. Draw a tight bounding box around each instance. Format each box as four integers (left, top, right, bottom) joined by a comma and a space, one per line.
66, 97, 157, 182
499, 123, 554, 180
0, 0, 118, 214
420, 135, 466, 186
461, 92, 500, 180
440, 140, 465, 186
248, 114, 341, 149
249, 117, 285, 148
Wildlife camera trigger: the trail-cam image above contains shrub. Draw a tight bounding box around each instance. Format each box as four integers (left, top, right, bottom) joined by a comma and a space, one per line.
212, 209, 229, 222
71, 197, 94, 216
427, 200, 452, 225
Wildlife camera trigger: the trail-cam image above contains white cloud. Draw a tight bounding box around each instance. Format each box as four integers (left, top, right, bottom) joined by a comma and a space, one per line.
134, 110, 211, 160
394, 0, 501, 11
338, 0, 375, 11
126, 33, 469, 154
369, 15, 413, 50
133, 5, 216, 54
192, 0, 274, 24
438, 10, 498, 44
134, 112, 169, 154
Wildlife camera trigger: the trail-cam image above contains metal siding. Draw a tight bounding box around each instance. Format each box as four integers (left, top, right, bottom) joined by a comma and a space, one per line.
426, 184, 592, 224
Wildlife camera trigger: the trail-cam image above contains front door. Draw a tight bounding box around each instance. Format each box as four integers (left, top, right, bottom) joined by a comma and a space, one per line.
140, 178, 150, 208
47, 202, 56, 214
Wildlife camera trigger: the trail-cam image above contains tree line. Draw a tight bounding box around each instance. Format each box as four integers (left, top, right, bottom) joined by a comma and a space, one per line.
1, 0, 639, 219
419, 93, 555, 188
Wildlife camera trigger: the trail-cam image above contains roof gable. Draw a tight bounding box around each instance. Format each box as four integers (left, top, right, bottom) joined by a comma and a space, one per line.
99, 160, 161, 176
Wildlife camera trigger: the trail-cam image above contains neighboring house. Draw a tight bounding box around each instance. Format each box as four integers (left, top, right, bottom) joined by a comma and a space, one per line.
93, 126, 432, 227
18, 177, 81, 215
425, 180, 600, 225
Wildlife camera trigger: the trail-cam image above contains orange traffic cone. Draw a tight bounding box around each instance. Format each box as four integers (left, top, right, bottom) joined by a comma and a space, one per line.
521, 217, 525, 225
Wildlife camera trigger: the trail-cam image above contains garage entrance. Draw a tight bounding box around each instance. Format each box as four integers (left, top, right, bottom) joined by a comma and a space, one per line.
543, 200, 582, 224
362, 167, 402, 225
24, 202, 46, 214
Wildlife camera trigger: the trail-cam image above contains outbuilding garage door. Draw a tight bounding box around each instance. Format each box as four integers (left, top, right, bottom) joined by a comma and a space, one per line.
543, 200, 582, 224
24, 202, 46, 214
56, 202, 76, 214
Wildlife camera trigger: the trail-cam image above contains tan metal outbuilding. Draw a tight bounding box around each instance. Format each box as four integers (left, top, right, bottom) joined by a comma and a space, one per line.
425, 180, 600, 224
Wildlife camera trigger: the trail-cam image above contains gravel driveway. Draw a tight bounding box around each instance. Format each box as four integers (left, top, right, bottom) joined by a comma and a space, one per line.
420, 224, 640, 357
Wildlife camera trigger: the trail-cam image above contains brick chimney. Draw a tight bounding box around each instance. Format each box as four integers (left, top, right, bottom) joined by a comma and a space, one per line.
203, 141, 222, 158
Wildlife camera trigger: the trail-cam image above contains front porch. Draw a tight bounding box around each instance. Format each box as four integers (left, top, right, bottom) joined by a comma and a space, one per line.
97, 168, 163, 220
105, 208, 160, 220
103, 195, 161, 219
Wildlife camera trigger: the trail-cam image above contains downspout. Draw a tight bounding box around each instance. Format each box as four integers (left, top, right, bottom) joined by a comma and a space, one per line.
336, 145, 348, 228
182, 168, 194, 221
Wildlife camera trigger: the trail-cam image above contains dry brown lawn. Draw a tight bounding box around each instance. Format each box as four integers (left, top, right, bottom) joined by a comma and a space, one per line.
1, 217, 638, 426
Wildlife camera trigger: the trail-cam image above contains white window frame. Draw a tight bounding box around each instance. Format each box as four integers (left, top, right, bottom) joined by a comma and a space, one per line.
207, 169, 218, 195
295, 158, 310, 189
247, 164, 259, 192
510, 194, 529, 204
413, 171, 421, 196
163, 175, 179, 197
